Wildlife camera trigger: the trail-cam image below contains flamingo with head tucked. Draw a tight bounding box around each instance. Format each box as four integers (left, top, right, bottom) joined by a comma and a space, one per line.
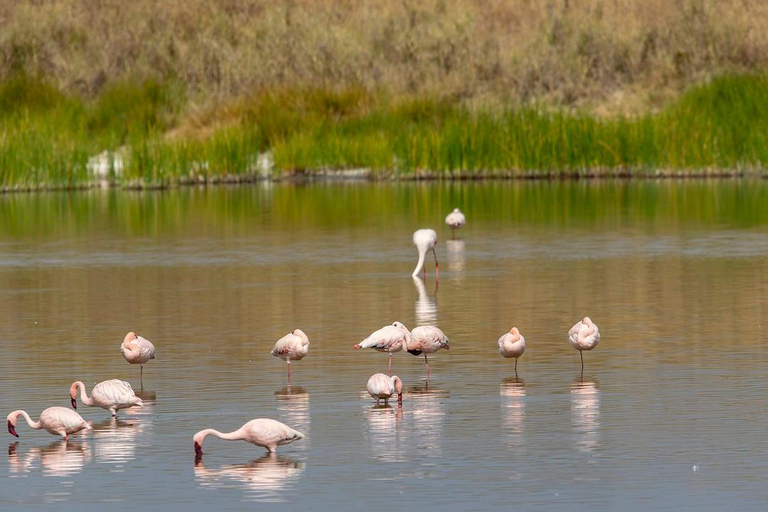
69, 379, 143, 417
366, 373, 404, 406
354, 321, 410, 376
412, 229, 438, 281
445, 208, 466, 238
407, 325, 450, 379
120, 332, 156, 383
498, 327, 526, 375
568, 317, 600, 371
271, 329, 310, 386
193, 418, 304, 457
7, 407, 91, 441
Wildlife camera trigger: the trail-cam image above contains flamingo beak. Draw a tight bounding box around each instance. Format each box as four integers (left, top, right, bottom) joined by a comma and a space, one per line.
444, 344, 450, 350
398, 393, 403, 404
71, 397, 77, 409
194, 442, 203, 456
7, 421, 18, 438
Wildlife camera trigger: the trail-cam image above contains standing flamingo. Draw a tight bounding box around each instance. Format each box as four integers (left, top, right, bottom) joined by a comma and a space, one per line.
412, 229, 439, 281
445, 208, 466, 238
407, 326, 450, 379
366, 373, 404, 405
69, 379, 143, 417
271, 329, 310, 386
7, 407, 91, 441
193, 418, 304, 457
498, 327, 526, 375
354, 321, 410, 376
568, 317, 600, 371
120, 332, 156, 384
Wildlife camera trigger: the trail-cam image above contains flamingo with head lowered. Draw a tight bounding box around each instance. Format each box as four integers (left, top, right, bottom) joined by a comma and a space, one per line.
193, 418, 304, 458
7, 407, 91, 441
120, 332, 156, 384
568, 317, 600, 371
412, 229, 438, 281
271, 329, 310, 386
366, 373, 404, 406
69, 379, 143, 417
407, 325, 450, 379
354, 321, 410, 376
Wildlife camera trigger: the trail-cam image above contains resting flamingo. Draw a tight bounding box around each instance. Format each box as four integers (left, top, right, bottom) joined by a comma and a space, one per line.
366, 373, 404, 406
354, 321, 410, 376
498, 327, 526, 374
120, 332, 156, 383
69, 379, 143, 417
568, 317, 600, 371
7, 407, 91, 441
407, 325, 450, 379
445, 208, 466, 238
193, 418, 304, 457
412, 229, 439, 280
271, 329, 310, 386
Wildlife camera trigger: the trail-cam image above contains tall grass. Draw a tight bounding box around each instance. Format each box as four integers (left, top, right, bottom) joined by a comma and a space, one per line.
1, 74, 767, 190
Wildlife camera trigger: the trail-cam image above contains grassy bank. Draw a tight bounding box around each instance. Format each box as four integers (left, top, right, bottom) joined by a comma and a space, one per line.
1, 74, 768, 190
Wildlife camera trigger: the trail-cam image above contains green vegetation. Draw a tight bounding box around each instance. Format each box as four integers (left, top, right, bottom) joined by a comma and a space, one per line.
1, 74, 768, 190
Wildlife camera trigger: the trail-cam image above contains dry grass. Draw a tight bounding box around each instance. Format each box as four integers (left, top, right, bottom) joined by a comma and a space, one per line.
3, 0, 768, 114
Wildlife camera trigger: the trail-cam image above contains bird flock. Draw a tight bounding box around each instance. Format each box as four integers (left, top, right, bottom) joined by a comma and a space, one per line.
6, 206, 601, 460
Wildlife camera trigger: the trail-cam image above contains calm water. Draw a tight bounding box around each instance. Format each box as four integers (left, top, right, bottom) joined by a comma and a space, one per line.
1, 180, 768, 511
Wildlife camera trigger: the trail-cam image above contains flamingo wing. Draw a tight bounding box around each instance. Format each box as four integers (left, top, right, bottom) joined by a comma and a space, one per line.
358, 325, 405, 351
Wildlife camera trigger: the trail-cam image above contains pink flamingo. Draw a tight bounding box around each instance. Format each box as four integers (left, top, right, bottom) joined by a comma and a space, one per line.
498, 327, 526, 374
445, 208, 466, 238
69, 379, 143, 417
412, 229, 439, 280
120, 332, 156, 383
193, 418, 304, 457
7, 407, 91, 441
568, 317, 600, 371
366, 373, 404, 405
271, 329, 310, 386
407, 325, 450, 379
354, 321, 410, 376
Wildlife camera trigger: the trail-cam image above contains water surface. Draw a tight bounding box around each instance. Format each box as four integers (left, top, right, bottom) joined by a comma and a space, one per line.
1, 180, 767, 510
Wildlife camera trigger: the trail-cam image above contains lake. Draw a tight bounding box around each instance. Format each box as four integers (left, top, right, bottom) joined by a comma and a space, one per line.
1, 179, 767, 511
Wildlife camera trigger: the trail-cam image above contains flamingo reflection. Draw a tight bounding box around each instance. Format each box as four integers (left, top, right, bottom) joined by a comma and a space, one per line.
445, 239, 466, 274
412, 276, 438, 326
570, 377, 601, 456
92, 417, 148, 467
8, 440, 90, 477
364, 404, 404, 463
407, 384, 448, 458
500, 377, 526, 451
274, 386, 310, 448
194, 453, 305, 503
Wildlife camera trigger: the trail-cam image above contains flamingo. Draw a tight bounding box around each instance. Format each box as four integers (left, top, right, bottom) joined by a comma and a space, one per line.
445, 208, 466, 238
568, 317, 600, 371
69, 379, 143, 417
120, 332, 156, 383
407, 325, 450, 379
193, 418, 304, 457
7, 407, 91, 441
354, 321, 410, 376
412, 229, 439, 280
271, 329, 310, 386
366, 373, 404, 405
498, 327, 526, 375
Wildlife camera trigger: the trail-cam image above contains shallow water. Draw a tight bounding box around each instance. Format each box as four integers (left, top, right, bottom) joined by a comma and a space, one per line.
1, 180, 768, 511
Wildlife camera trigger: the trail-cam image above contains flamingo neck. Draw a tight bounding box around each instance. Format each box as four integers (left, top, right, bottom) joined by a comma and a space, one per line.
10, 410, 41, 430
196, 428, 243, 445
76, 382, 95, 406
412, 247, 427, 277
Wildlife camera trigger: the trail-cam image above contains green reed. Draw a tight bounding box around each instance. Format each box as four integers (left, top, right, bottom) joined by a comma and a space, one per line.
1, 74, 767, 190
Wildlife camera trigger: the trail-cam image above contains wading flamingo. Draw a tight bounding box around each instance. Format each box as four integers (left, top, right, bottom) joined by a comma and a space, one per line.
366, 373, 404, 406
120, 332, 156, 383
445, 208, 466, 238
498, 327, 526, 375
271, 329, 310, 386
407, 325, 450, 379
193, 418, 304, 457
69, 379, 143, 417
412, 229, 439, 281
568, 317, 600, 371
354, 321, 410, 376
7, 407, 91, 441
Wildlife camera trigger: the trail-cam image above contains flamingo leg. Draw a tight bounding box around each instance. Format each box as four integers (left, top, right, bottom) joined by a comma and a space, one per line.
580, 350, 584, 371
514, 358, 518, 376
425, 354, 430, 379
140, 364, 144, 389
433, 249, 439, 281
287, 361, 291, 386
388, 353, 392, 376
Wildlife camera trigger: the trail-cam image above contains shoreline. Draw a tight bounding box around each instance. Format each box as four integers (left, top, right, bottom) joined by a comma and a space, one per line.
1, 167, 764, 195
